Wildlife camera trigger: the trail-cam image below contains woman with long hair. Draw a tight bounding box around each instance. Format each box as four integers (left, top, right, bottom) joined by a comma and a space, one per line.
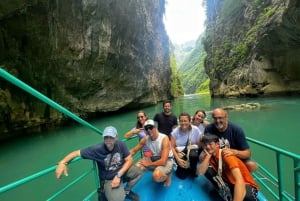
124, 110, 151, 157
192, 109, 210, 134
171, 112, 203, 179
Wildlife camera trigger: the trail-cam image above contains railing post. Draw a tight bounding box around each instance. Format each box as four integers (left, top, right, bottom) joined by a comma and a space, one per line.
93, 161, 100, 189
295, 159, 300, 201
276, 153, 283, 201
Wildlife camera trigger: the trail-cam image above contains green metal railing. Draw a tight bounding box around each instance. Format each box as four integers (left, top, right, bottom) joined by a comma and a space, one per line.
0, 138, 140, 200
248, 137, 300, 201
1, 67, 300, 200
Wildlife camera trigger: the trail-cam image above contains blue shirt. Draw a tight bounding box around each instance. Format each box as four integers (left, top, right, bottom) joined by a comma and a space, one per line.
204, 122, 249, 150
80, 141, 129, 180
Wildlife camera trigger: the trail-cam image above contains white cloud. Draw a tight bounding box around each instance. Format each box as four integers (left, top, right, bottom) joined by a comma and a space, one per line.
164, 0, 206, 44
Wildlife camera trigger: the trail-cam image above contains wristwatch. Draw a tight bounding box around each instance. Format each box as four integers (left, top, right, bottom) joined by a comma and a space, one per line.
117, 172, 122, 178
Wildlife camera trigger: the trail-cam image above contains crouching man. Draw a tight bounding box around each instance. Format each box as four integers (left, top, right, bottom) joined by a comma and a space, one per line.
197, 134, 259, 201
55, 126, 142, 201
130, 120, 174, 187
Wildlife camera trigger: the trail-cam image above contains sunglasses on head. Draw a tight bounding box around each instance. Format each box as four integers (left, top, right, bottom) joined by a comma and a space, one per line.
144, 125, 154, 131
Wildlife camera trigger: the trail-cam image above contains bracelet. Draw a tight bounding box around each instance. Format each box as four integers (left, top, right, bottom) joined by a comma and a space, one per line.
58, 162, 68, 165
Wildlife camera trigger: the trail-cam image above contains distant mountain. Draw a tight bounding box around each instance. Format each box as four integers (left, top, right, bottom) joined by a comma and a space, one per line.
175, 36, 209, 94
173, 40, 196, 67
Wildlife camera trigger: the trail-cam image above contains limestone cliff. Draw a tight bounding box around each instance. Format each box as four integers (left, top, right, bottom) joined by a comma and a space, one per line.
204, 0, 300, 97
0, 0, 172, 137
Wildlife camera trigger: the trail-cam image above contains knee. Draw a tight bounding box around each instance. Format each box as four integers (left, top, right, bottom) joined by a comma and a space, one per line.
246, 161, 258, 172
152, 170, 165, 182
135, 163, 146, 172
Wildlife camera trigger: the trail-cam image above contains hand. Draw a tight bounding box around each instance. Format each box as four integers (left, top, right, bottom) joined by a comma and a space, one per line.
203, 149, 211, 157
178, 158, 189, 169
222, 148, 236, 157
56, 163, 68, 179
140, 158, 151, 167
111, 176, 121, 188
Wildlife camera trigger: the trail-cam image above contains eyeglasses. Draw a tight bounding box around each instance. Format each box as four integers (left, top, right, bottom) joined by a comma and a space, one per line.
137, 116, 144, 119
144, 126, 154, 131
213, 116, 225, 120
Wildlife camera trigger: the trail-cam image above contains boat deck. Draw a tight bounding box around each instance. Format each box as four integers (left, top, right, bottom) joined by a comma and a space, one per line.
130, 170, 267, 201
131, 171, 222, 201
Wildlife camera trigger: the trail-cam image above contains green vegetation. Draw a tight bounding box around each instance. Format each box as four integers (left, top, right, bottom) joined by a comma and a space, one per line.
203, 0, 280, 79
220, 0, 243, 20
244, 4, 277, 49
178, 37, 209, 94
196, 79, 210, 94
170, 49, 184, 97
171, 0, 283, 97
173, 41, 196, 67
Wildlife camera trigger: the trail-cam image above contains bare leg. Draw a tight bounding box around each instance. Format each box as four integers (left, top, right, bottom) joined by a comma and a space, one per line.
164, 172, 172, 187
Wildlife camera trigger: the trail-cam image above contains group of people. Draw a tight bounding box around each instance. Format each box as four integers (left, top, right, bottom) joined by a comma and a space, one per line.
55, 100, 259, 201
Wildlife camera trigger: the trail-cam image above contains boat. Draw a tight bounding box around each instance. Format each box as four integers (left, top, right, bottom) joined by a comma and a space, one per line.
0, 67, 299, 201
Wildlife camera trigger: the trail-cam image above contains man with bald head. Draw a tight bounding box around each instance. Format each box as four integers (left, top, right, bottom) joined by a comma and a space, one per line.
204, 108, 257, 172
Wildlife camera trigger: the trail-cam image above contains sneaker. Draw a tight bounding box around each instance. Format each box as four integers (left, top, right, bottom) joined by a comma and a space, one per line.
125, 190, 139, 201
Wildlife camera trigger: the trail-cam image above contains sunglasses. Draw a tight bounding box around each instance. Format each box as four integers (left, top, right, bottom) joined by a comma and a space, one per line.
144, 126, 154, 131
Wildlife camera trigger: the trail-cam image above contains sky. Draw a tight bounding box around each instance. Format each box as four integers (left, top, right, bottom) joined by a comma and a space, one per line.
164, 0, 206, 45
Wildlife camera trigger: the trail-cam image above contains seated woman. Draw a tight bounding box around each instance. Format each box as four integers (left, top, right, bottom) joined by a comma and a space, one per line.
124, 110, 151, 157
171, 112, 203, 179
192, 109, 210, 134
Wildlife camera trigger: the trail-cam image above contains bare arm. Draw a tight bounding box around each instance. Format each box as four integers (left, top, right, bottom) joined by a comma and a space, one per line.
124, 128, 142, 139
55, 150, 80, 179
109, 154, 134, 188
118, 154, 133, 176
105, 150, 134, 189
170, 136, 180, 161
130, 137, 146, 156
223, 148, 251, 160
231, 168, 246, 201
197, 149, 211, 175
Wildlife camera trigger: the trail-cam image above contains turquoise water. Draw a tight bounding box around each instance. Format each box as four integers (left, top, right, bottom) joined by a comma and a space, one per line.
0, 94, 299, 200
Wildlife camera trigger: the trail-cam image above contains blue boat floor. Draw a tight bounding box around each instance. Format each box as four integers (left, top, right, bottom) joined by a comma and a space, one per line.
130, 171, 223, 201
129, 171, 267, 201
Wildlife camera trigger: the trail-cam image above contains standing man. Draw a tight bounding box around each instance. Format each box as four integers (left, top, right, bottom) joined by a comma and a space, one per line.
198, 134, 259, 201
55, 126, 142, 201
153, 100, 178, 139
204, 108, 257, 172
130, 120, 174, 187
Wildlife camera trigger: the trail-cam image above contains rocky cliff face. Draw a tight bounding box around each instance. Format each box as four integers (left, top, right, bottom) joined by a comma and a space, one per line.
204, 0, 300, 97
0, 0, 171, 137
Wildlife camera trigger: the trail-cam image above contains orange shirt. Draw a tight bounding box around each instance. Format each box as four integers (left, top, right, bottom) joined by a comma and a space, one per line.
208, 149, 259, 190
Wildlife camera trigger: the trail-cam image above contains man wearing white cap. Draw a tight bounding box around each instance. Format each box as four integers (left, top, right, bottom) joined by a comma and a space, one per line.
55, 126, 142, 201
130, 119, 174, 187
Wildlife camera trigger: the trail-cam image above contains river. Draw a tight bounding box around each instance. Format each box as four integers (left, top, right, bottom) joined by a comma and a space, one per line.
0, 93, 299, 200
